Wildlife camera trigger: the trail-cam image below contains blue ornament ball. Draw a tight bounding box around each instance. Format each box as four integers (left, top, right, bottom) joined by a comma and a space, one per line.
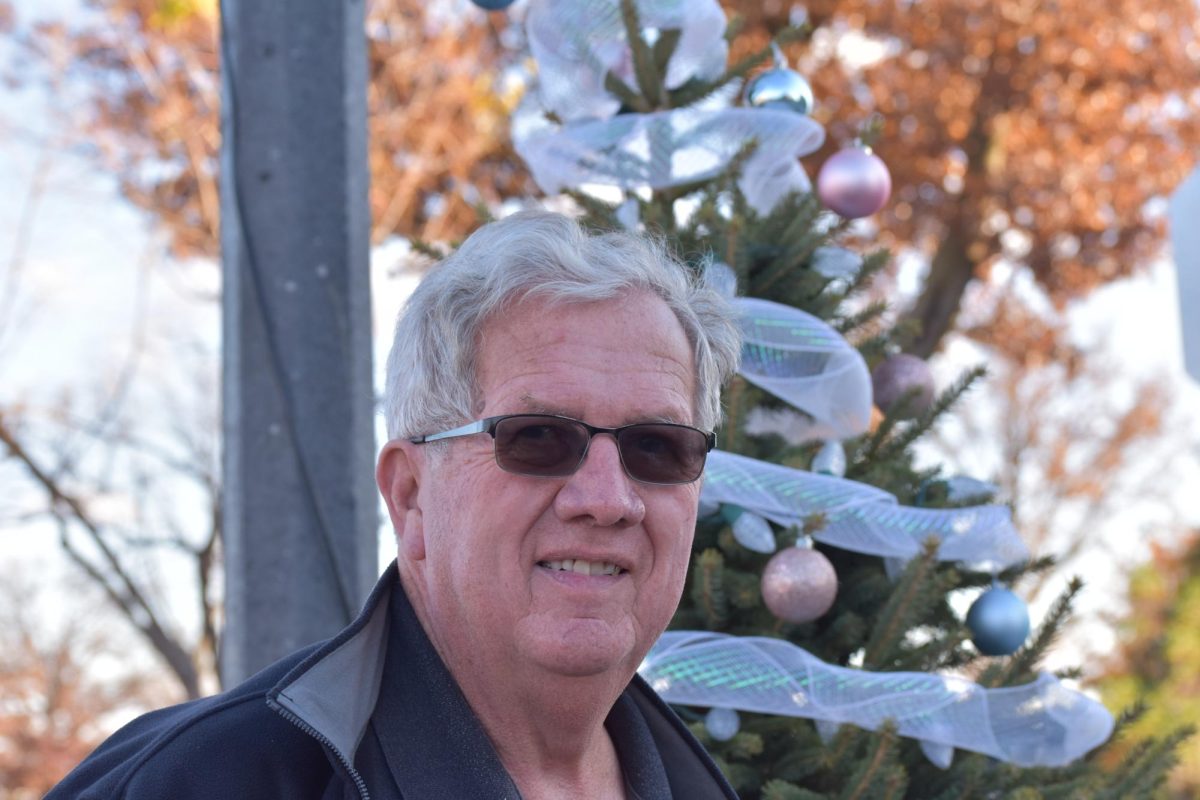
469, 0, 516, 9
966, 587, 1030, 656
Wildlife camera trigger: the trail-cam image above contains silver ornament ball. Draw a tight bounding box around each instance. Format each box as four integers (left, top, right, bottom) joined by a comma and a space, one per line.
871, 354, 935, 419
746, 68, 815, 115
761, 546, 838, 623
817, 146, 892, 218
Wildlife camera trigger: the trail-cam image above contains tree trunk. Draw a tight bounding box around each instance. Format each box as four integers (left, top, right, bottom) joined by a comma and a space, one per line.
900, 222, 975, 358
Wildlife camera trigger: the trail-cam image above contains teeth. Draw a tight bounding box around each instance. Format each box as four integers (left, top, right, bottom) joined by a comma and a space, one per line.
538, 559, 624, 575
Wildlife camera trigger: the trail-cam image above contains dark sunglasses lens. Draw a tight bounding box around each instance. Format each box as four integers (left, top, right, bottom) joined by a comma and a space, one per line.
617, 424, 709, 484
493, 416, 588, 477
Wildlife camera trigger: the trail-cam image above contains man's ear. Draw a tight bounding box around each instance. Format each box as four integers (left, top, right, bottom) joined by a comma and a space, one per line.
376, 439, 427, 562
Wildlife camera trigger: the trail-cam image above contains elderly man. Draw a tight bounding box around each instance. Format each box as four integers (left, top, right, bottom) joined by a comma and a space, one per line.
49, 210, 741, 799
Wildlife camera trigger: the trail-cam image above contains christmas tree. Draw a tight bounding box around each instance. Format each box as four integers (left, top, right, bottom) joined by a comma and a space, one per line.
486, 0, 1191, 796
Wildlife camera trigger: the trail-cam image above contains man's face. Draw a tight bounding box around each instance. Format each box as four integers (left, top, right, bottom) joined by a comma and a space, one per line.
398, 291, 701, 683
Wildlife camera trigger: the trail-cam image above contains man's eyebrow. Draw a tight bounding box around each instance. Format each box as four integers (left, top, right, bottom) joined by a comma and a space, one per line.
517, 395, 562, 415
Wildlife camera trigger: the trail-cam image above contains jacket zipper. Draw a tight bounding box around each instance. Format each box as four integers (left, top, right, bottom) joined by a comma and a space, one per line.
268, 697, 372, 800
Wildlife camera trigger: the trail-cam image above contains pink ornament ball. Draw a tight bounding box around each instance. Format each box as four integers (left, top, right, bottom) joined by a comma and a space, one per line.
761, 547, 838, 623
871, 353, 935, 419
816, 146, 892, 219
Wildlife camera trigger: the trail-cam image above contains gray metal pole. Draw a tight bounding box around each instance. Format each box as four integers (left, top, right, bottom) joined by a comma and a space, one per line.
219, 0, 376, 685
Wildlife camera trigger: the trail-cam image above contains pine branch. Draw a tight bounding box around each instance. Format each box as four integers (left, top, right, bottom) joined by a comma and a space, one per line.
763, 780, 830, 800
691, 548, 730, 629
851, 331, 892, 366
668, 26, 806, 109
848, 409, 905, 479
755, 198, 827, 296
992, 577, 1083, 687
721, 376, 750, 454
619, 0, 666, 107
861, 540, 941, 669
856, 366, 987, 474
408, 238, 446, 261
563, 189, 619, 228
652, 28, 682, 77
1097, 725, 1197, 799
834, 299, 888, 336
603, 70, 650, 113
837, 723, 903, 800
960, 555, 1056, 591
1108, 701, 1150, 743
723, 14, 745, 44
847, 249, 890, 296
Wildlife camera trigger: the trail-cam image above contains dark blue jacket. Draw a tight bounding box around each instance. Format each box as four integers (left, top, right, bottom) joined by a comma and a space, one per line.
48, 564, 737, 799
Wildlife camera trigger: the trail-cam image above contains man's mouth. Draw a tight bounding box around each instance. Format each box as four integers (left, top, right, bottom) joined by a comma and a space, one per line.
537, 559, 627, 576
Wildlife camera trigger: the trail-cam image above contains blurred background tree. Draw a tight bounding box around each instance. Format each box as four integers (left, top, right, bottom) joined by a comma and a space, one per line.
1095, 531, 1200, 799
14, 0, 1199, 326
0, 570, 173, 798
11, 0, 533, 257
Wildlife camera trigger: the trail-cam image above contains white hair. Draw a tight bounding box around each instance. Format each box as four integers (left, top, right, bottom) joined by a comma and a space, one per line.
383, 210, 741, 439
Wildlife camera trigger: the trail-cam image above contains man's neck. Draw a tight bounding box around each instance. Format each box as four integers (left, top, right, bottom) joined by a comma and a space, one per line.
399, 564, 637, 798
457, 668, 630, 800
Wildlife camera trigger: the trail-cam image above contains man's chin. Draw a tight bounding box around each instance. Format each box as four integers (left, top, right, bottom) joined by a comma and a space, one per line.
519, 619, 640, 680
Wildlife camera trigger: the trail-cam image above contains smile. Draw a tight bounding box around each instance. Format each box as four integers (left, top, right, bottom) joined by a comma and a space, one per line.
537, 559, 626, 576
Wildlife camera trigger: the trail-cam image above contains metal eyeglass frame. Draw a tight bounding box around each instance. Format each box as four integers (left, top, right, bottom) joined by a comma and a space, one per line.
409, 413, 716, 485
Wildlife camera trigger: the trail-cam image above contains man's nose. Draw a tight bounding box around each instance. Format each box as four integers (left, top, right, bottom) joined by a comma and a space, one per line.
554, 435, 646, 527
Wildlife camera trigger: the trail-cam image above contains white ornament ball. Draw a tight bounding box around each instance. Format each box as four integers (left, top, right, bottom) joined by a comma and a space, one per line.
732, 511, 776, 554
705, 707, 740, 741
761, 546, 838, 623
812, 440, 846, 477
817, 146, 892, 218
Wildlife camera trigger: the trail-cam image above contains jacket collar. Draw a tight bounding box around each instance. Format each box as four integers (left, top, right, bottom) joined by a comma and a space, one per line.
266, 563, 737, 800
267, 562, 397, 768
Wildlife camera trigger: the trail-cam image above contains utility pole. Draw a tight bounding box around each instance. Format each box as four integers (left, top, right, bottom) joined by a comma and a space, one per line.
1170, 165, 1200, 385
219, 0, 376, 685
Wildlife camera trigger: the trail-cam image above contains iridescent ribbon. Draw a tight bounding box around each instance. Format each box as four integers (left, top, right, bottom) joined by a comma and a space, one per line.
702, 450, 1029, 571
525, 0, 729, 122
515, 107, 824, 216
735, 297, 872, 441
640, 632, 1114, 768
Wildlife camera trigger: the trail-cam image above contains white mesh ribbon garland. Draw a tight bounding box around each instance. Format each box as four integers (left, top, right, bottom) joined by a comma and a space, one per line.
639, 632, 1115, 768
525, 0, 728, 122
736, 297, 873, 441
515, 108, 824, 216
702, 450, 1030, 570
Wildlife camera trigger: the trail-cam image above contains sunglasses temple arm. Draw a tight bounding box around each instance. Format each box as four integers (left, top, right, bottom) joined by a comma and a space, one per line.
410, 419, 489, 444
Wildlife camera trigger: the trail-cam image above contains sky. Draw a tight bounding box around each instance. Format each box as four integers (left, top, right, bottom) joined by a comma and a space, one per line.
1, 0, 1199, 703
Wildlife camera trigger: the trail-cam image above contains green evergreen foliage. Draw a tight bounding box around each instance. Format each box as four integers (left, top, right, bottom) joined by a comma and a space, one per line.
568, 7, 1185, 796
1096, 534, 1200, 797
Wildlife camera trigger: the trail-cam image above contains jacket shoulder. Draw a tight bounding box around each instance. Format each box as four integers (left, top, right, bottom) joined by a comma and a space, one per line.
48, 648, 336, 800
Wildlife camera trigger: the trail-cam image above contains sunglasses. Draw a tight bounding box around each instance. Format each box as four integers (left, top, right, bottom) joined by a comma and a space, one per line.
410, 414, 715, 485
